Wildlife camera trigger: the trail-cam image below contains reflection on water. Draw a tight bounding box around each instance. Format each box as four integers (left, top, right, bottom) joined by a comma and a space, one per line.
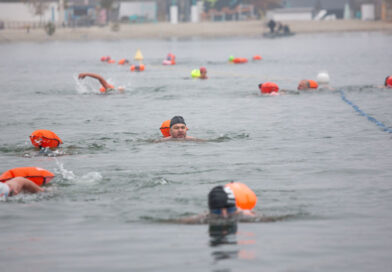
209, 222, 256, 265
210, 221, 239, 263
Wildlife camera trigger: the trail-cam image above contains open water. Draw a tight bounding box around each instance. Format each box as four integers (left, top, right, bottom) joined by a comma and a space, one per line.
0, 31, 391, 272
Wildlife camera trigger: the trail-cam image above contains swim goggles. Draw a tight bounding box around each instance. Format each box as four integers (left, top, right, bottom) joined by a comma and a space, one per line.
210, 206, 237, 215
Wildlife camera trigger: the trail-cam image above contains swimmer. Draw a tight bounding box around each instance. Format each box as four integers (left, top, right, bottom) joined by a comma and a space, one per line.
158, 116, 202, 142
191, 67, 208, 79
0, 177, 44, 201
297, 79, 318, 91
78, 73, 124, 93
258, 82, 279, 95
174, 184, 289, 224
385, 75, 392, 88
200, 67, 208, 79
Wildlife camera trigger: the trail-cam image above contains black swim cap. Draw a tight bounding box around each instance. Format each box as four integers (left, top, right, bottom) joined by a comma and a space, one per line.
170, 116, 186, 127
208, 186, 236, 210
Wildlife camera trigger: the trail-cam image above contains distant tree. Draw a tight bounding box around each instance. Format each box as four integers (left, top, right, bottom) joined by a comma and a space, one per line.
24, 0, 49, 24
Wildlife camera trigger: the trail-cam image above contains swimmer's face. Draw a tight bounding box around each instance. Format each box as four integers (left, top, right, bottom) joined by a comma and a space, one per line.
170, 124, 187, 138
297, 80, 308, 90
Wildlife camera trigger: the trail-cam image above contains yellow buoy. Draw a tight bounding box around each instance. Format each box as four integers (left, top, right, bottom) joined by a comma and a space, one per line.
134, 49, 144, 61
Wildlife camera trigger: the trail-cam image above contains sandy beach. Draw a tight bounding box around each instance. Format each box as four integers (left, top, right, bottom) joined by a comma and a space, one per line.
0, 19, 391, 42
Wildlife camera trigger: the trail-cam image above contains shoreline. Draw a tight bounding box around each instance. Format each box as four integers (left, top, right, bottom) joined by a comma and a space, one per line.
0, 20, 391, 43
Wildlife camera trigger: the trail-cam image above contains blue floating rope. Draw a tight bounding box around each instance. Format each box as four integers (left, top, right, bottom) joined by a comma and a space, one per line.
339, 90, 392, 133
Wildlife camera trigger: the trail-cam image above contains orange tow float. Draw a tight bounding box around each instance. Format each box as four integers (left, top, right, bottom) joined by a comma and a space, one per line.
225, 182, 257, 210
130, 64, 145, 72
30, 129, 63, 148
160, 120, 171, 137
259, 82, 279, 94
0, 167, 55, 186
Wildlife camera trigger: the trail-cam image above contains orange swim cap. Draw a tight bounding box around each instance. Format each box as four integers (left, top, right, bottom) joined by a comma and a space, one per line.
225, 182, 257, 210
30, 129, 63, 148
253, 55, 262, 60
261, 82, 279, 94
160, 120, 171, 137
0, 167, 55, 186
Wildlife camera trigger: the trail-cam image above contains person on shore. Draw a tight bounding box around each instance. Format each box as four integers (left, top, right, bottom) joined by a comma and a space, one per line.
283, 24, 291, 35
158, 116, 200, 141
78, 73, 124, 93
267, 19, 276, 33
385, 75, 392, 88
0, 177, 44, 201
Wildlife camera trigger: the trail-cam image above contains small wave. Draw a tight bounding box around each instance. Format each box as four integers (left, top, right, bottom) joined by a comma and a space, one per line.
209, 133, 250, 142
54, 158, 76, 181
136, 177, 170, 190
53, 158, 102, 185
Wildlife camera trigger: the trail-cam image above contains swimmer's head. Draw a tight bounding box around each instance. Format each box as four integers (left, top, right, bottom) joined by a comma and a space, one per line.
170, 116, 187, 138
258, 83, 263, 91
200, 67, 207, 79
385, 75, 392, 88
170, 116, 186, 127
317, 71, 330, 85
208, 186, 237, 216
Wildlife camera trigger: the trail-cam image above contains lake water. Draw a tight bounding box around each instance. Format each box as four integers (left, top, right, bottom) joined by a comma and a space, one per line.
0, 31, 391, 272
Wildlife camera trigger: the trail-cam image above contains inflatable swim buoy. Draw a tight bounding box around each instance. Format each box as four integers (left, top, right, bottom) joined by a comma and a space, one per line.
101, 56, 110, 62
259, 82, 279, 94
0, 167, 55, 186
130, 64, 145, 72
308, 79, 318, 89
118, 59, 129, 65
225, 182, 257, 210
191, 69, 201, 78
385, 75, 392, 88
108, 59, 116, 64
30, 129, 63, 148
316, 71, 330, 85
233, 58, 248, 64
160, 120, 171, 137
253, 55, 262, 60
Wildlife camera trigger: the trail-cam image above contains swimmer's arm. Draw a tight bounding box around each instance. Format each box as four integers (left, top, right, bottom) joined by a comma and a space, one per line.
5, 177, 44, 195
174, 213, 208, 224
78, 73, 111, 90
